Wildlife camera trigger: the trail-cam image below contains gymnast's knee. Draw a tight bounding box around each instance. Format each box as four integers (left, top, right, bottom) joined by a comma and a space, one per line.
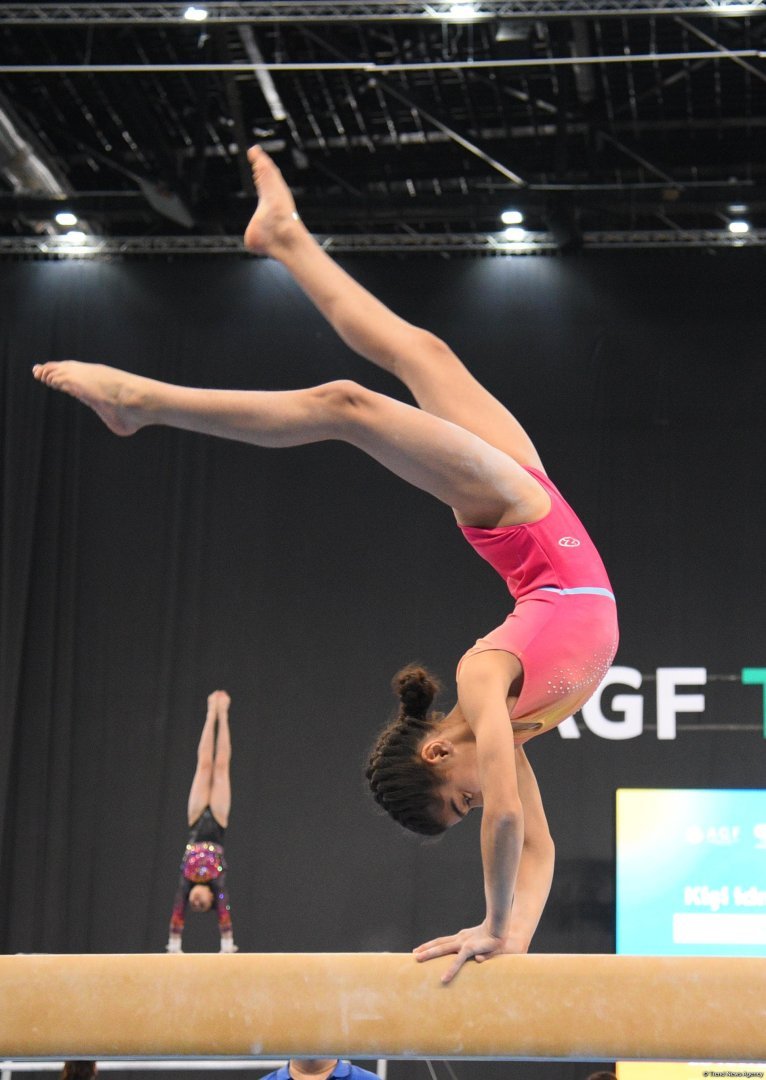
310, 379, 376, 424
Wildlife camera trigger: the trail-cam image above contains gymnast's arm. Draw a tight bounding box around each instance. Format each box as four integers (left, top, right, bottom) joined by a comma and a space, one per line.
466, 652, 525, 954
503, 747, 555, 953
213, 873, 237, 953
167, 875, 192, 953
416, 650, 524, 983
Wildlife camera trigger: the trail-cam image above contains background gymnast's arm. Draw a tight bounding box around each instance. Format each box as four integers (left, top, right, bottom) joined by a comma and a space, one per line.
167, 875, 192, 953
213, 872, 237, 953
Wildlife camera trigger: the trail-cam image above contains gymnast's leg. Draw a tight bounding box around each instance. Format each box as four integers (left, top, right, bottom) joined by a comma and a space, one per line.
186, 691, 220, 828
33, 143, 547, 523
31, 362, 547, 529
208, 690, 235, 952
244, 146, 544, 473
208, 690, 231, 830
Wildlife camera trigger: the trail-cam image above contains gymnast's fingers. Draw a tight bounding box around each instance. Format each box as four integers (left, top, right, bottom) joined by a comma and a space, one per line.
441, 947, 475, 985
413, 936, 460, 961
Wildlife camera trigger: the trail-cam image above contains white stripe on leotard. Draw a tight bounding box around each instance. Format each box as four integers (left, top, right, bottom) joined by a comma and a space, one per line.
538, 586, 616, 601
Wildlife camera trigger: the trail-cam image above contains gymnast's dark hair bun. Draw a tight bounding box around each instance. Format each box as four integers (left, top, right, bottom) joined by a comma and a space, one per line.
364, 663, 446, 837
392, 665, 441, 720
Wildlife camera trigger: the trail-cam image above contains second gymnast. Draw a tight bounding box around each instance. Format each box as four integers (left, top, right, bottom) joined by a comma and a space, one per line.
34, 147, 618, 982
167, 690, 236, 954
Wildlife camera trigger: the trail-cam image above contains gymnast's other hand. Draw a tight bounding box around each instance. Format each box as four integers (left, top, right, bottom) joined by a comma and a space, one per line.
413, 922, 506, 984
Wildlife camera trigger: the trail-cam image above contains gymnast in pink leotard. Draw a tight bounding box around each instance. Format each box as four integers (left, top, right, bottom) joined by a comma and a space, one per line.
458, 466, 618, 744
33, 146, 618, 984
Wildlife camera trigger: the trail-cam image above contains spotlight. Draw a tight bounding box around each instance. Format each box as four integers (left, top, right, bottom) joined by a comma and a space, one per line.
705, 0, 763, 13
62, 230, 87, 243
727, 220, 750, 234
503, 226, 526, 242
448, 4, 481, 21
55, 211, 78, 227
500, 209, 523, 226
495, 20, 533, 43
183, 6, 209, 21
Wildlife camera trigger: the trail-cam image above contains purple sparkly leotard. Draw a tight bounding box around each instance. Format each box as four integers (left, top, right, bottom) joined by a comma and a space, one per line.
169, 807, 233, 937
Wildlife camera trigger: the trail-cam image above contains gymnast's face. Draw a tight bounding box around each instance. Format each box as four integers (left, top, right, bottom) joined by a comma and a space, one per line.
420, 738, 483, 829
189, 884, 214, 912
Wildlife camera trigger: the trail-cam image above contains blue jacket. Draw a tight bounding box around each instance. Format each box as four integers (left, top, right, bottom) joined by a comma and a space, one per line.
265, 1064, 380, 1080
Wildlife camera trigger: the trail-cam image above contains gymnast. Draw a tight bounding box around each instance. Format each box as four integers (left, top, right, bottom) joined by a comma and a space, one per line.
33, 146, 618, 983
166, 690, 236, 954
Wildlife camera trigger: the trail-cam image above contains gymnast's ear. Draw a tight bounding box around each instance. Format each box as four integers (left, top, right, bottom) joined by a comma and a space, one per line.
419, 737, 454, 766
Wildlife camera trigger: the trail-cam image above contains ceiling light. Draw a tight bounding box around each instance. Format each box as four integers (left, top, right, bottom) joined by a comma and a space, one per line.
183, 6, 209, 21
705, 0, 763, 13
448, 4, 481, 21
727, 203, 748, 214
40, 233, 104, 257
55, 211, 78, 227
495, 20, 533, 43
727, 220, 750, 234
503, 226, 526, 242
501, 209, 523, 226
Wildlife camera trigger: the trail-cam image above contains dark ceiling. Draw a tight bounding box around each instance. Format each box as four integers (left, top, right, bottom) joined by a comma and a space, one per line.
0, 1, 765, 254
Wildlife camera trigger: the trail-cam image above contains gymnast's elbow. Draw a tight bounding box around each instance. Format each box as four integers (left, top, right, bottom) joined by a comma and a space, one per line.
484, 799, 524, 833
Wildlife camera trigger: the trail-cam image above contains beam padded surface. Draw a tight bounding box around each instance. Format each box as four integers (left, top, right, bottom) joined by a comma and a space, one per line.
1, 953, 765, 1061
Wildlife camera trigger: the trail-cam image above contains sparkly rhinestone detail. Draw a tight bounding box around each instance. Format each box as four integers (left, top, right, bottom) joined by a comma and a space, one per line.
546, 638, 618, 699
182, 841, 225, 883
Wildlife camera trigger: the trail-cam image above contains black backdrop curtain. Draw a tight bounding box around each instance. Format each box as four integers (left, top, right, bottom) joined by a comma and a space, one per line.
1, 250, 764, 1079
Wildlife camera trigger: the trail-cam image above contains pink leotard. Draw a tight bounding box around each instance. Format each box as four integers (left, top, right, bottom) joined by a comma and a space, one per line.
458, 467, 618, 745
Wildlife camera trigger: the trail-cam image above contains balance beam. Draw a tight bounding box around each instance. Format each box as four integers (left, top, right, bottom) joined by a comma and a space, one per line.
1, 953, 765, 1062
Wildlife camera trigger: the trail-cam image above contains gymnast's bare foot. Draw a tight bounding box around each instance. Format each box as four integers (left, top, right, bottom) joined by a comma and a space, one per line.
208, 689, 231, 713
32, 361, 148, 436
243, 145, 303, 256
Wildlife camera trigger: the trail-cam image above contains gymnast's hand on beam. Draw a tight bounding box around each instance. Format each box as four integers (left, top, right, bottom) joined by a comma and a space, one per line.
413, 922, 507, 985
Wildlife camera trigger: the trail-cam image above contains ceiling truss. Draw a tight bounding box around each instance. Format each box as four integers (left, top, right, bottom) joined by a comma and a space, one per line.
1, 2, 764, 26
1, 227, 763, 256
0, 0, 763, 255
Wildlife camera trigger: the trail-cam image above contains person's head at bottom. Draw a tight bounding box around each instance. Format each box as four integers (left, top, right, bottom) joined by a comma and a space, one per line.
366, 665, 483, 836
189, 883, 214, 912
62, 1063, 97, 1080
285, 1061, 380, 1080
289, 1063, 337, 1080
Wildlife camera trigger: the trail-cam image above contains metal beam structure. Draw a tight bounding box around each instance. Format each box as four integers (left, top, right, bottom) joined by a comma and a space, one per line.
2, 49, 764, 75
0, 0, 761, 244
0, 227, 763, 256
0, 2, 763, 25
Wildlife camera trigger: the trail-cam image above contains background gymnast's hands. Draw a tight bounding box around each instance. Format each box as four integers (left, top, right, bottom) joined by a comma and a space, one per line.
413, 921, 508, 984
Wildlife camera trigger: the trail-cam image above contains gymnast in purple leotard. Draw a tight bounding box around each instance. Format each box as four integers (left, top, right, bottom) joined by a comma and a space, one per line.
34, 147, 617, 983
